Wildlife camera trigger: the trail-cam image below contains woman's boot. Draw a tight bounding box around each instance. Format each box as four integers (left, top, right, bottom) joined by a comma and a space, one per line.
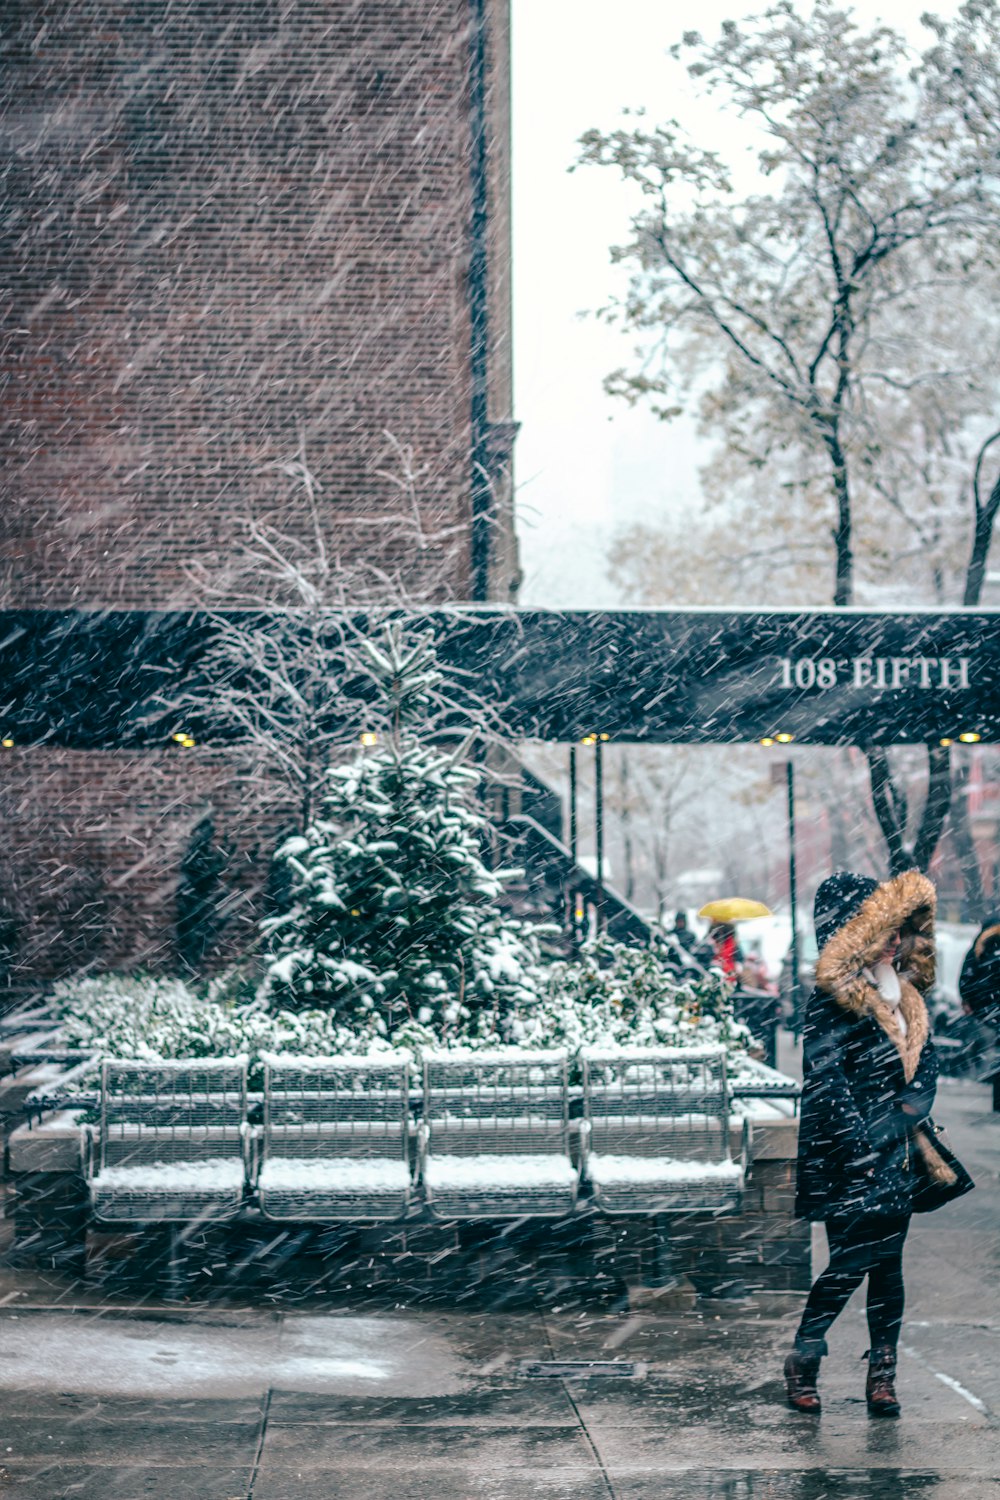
784, 1342, 825, 1412
865, 1346, 900, 1417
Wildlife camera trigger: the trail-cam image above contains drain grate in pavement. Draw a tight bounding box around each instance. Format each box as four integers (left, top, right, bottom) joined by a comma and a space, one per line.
518, 1359, 646, 1379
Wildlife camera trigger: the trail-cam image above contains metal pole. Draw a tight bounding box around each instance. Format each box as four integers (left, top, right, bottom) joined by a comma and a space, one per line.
787, 759, 802, 1038
569, 744, 580, 949
595, 736, 605, 933
467, 0, 493, 600
620, 751, 634, 902
569, 745, 578, 865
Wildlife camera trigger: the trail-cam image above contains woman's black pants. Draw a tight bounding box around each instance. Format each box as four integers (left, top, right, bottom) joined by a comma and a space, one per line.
795, 1214, 910, 1354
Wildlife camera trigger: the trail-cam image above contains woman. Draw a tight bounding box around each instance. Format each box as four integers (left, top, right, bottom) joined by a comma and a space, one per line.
785, 869, 963, 1417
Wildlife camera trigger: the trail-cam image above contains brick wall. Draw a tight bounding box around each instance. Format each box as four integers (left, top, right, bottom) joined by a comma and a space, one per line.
1, 0, 517, 608
0, 747, 292, 983
0, 1, 517, 977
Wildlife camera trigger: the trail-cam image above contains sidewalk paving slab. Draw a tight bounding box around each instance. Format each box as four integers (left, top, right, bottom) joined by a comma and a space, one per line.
0, 1393, 265, 1423
251, 1467, 612, 1500
608, 1474, 995, 1500
0, 1463, 254, 1500
266, 1383, 579, 1425
259, 1418, 596, 1468
0, 1416, 260, 1468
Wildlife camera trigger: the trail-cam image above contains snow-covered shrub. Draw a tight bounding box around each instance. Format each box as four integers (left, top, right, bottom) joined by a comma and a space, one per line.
261, 623, 545, 1036
47, 940, 763, 1087
507, 940, 758, 1079
47, 971, 402, 1088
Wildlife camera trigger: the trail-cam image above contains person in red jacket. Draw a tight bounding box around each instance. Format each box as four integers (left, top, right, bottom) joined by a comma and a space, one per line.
709, 921, 743, 980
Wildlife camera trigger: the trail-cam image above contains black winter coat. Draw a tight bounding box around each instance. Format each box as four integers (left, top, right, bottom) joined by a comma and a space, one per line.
959, 917, 1000, 1021
795, 870, 939, 1223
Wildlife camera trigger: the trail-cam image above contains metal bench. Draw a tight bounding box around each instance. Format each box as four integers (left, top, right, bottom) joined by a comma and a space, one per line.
258, 1052, 412, 1220
87, 1057, 248, 1223
419, 1048, 578, 1218
581, 1045, 747, 1213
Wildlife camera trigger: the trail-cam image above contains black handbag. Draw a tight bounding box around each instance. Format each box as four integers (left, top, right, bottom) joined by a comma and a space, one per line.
910, 1119, 975, 1214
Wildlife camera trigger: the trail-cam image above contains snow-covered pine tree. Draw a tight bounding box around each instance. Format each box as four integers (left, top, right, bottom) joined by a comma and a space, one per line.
261, 624, 542, 1036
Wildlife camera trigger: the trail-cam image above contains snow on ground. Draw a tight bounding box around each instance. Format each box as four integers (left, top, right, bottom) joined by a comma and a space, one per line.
0, 1312, 466, 1398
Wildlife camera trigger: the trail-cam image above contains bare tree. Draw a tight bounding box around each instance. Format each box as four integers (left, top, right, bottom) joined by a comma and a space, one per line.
865, 744, 953, 877
152, 436, 486, 832
586, 2, 1000, 884
601, 746, 705, 920
150, 432, 521, 849
581, 1, 1000, 607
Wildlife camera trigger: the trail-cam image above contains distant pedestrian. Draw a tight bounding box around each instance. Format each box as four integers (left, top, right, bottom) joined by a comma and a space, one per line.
707, 920, 742, 980
740, 941, 774, 994
672, 910, 696, 951
785, 870, 973, 1417
959, 916, 1000, 1027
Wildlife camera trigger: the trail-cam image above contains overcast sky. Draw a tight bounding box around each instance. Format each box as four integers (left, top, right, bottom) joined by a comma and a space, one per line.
510, 0, 961, 608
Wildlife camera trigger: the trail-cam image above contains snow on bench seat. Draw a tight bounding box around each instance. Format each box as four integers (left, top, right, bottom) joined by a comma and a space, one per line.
260, 1052, 412, 1221
424, 1153, 579, 1191
585, 1153, 744, 1213
91, 1156, 246, 1222
423, 1151, 578, 1218
581, 1045, 745, 1215
259, 1157, 411, 1191
586, 1155, 744, 1186
89, 1057, 248, 1224
95, 1157, 246, 1191
258, 1155, 412, 1221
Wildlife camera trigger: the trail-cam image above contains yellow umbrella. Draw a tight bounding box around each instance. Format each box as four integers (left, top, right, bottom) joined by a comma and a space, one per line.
698, 897, 772, 923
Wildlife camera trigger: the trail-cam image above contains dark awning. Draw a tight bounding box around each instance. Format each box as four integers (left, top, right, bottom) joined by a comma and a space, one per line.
0, 607, 996, 747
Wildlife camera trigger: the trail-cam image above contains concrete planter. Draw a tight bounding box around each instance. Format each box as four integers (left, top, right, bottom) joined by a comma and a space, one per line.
1, 1019, 807, 1302
5, 1104, 807, 1303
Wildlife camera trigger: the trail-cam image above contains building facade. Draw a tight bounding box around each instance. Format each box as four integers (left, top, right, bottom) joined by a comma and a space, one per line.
0, 0, 518, 984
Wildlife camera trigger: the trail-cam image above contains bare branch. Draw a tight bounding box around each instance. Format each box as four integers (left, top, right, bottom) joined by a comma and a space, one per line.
972, 428, 1000, 520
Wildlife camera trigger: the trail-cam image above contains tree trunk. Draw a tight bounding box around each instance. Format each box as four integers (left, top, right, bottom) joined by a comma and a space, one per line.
618, 755, 635, 902
829, 433, 854, 607
963, 435, 1000, 607
912, 743, 953, 872
964, 505, 996, 606
652, 837, 669, 924
866, 744, 952, 876
949, 763, 987, 922
866, 747, 909, 874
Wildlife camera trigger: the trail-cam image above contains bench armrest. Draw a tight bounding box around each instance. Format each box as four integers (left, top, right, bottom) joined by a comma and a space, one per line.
416, 1122, 430, 1181
576, 1118, 591, 1167
81, 1123, 97, 1181
241, 1121, 259, 1188
738, 1115, 752, 1174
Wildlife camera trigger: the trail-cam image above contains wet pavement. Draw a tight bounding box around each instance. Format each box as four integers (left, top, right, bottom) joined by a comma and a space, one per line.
0, 1072, 997, 1498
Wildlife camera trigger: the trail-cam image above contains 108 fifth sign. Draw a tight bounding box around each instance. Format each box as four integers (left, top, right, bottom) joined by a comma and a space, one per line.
776, 655, 972, 691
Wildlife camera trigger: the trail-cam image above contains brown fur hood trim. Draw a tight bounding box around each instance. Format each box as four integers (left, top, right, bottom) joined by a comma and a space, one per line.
974, 922, 1000, 959
914, 1125, 958, 1187
815, 870, 935, 1083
